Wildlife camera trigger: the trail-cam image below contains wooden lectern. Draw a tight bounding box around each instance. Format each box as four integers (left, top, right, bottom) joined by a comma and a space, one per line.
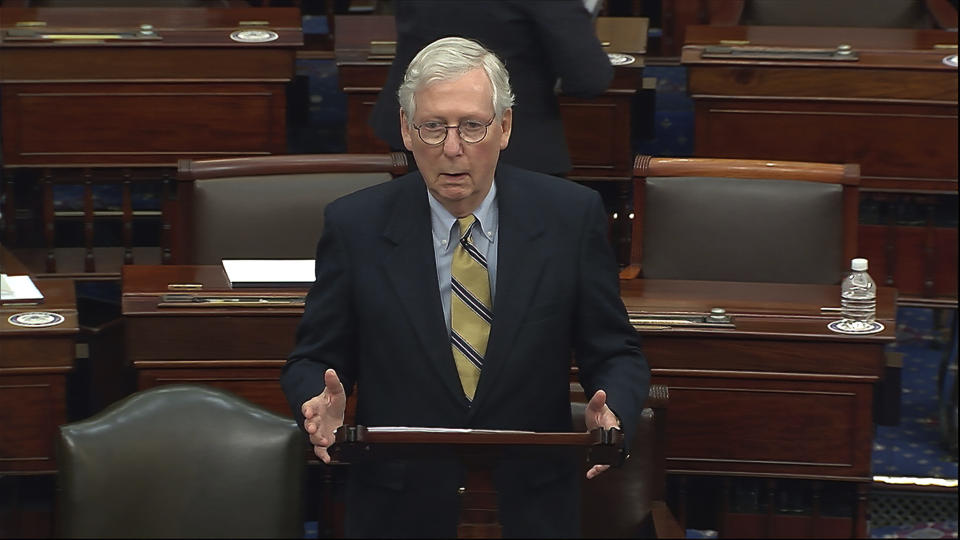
330, 426, 626, 538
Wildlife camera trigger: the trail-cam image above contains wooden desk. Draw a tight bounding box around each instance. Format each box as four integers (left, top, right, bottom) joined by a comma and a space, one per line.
0, 7, 302, 167
621, 278, 896, 538
1, 276, 78, 474
123, 266, 896, 537
0, 7, 302, 276
683, 25, 958, 192
122, 265, 298, 417
681, 25, 958, 304
333, 15, 647, 181
123, 265, 894, 477
621, 279, 895, 480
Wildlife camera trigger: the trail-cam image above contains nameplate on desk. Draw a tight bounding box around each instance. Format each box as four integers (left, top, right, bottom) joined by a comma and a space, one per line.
158, 294, 305, 308
3, 28, 162, 42
368, 40, 396, 59
701, 44, 859, 61
222, 259, 315, 288
627, 312, 735, 330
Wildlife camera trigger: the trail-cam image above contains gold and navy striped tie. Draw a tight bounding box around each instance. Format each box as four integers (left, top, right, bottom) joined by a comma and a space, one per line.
450, 215, 492, 401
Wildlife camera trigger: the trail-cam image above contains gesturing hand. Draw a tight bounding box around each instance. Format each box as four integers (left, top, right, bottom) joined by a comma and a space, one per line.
301, 369, 347, 463
584, 389, 621, 479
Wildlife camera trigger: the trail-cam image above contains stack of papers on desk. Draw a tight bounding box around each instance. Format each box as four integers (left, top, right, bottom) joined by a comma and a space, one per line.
222, 259, 315, 288
1, 273, 44, 303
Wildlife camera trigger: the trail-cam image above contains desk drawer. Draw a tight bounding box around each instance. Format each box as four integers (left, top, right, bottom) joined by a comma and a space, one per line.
136, 363, 289, 418
645, 336, 885, 377
655, 374, 874, 479
0, 372, 68, 474
126, 315, 298, 360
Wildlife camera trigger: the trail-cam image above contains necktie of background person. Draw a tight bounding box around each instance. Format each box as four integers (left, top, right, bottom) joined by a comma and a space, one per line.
450, 215, 492, 402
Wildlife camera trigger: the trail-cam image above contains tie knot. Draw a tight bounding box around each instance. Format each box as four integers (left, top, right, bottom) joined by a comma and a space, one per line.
457, 215, 476, 240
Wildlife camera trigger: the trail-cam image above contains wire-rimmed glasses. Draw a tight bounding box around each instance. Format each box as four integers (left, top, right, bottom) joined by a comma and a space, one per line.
413, 117, 495, 145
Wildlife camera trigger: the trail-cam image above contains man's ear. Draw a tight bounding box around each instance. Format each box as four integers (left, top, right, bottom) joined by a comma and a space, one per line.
399, 109, 415, 151
498, 108, 513, 151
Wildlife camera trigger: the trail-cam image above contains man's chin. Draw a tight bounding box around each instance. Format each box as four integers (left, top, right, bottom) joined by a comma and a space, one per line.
438, 173, 470, 184
431, 184, 473, 204
439, 188, 471, 201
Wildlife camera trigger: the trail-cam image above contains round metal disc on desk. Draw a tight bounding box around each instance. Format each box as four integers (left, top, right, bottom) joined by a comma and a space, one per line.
7, 312, 65, 328
827, 319, 885, 335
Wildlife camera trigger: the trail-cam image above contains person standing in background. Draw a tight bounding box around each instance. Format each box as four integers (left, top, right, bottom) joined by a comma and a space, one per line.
370, 0, 613, 177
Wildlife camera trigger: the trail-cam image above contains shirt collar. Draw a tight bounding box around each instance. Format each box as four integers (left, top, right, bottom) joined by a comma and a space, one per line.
429, 180, 498, 247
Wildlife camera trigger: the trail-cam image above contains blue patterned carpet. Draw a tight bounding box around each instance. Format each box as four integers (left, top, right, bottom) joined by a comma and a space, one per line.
873, 308, 958, 481
871, 521, 959, 539
632, 65, 695, 157
867, 308, 958, 539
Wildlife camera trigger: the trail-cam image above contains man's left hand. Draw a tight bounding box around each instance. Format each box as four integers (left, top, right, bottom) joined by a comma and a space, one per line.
584, 389, 620, 479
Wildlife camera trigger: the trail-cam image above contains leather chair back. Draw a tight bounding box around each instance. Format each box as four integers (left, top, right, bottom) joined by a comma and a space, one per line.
623, 156, 860, 285
57, 384, 305, 538
175, 152, 408, 265
643, 176, 844, 284
190, 171, 392, 264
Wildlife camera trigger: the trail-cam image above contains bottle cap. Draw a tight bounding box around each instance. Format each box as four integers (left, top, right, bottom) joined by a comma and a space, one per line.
851, 258, 868, 271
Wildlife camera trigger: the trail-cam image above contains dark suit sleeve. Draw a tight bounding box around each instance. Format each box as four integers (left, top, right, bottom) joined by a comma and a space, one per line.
573, 191, 650, 448
525, 0, 614, 97
281, 206, 358, 429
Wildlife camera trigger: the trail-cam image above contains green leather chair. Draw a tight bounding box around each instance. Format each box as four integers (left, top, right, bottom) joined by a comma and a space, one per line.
57, 384, 306, 538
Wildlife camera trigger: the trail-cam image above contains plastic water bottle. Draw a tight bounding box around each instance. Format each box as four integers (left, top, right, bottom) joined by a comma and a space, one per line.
840, 258, 877, 331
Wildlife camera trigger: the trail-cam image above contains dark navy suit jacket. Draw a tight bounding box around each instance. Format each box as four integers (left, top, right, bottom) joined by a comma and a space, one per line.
282, 164, 649, 537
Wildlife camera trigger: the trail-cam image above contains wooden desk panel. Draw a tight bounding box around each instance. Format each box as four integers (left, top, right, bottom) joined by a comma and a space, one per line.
0, 7, 303, 167
1, 277, 78, 474
683, 25, 958, 191
658, 375, 872, 478
3, 82, 287, 165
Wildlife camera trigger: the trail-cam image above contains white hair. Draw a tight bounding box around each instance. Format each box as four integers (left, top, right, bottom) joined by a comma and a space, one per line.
398, 36, 515, 126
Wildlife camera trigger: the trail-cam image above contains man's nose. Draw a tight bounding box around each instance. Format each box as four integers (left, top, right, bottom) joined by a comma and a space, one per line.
442, 126, 463, 155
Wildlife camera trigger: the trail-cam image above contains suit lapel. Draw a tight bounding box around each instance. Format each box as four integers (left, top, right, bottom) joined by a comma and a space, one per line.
381, 175, 467, 406
470, 166, 548, 416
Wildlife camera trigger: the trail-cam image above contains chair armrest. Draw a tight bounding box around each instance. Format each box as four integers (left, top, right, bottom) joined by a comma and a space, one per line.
619, 264, 642, 280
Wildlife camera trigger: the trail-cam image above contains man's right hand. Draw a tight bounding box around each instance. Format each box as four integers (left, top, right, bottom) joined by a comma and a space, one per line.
301, 368, 347, 463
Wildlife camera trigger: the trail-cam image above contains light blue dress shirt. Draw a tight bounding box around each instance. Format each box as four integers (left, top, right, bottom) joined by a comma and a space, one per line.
428, 181, 499, 334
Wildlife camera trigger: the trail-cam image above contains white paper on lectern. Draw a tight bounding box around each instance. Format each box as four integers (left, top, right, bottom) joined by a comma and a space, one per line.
369, 427, 538, 435
0, 274, 45, 302
221, 259, 315, 287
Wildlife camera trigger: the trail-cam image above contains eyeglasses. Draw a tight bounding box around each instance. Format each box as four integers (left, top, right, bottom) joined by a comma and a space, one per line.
413, 117, 495, 145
